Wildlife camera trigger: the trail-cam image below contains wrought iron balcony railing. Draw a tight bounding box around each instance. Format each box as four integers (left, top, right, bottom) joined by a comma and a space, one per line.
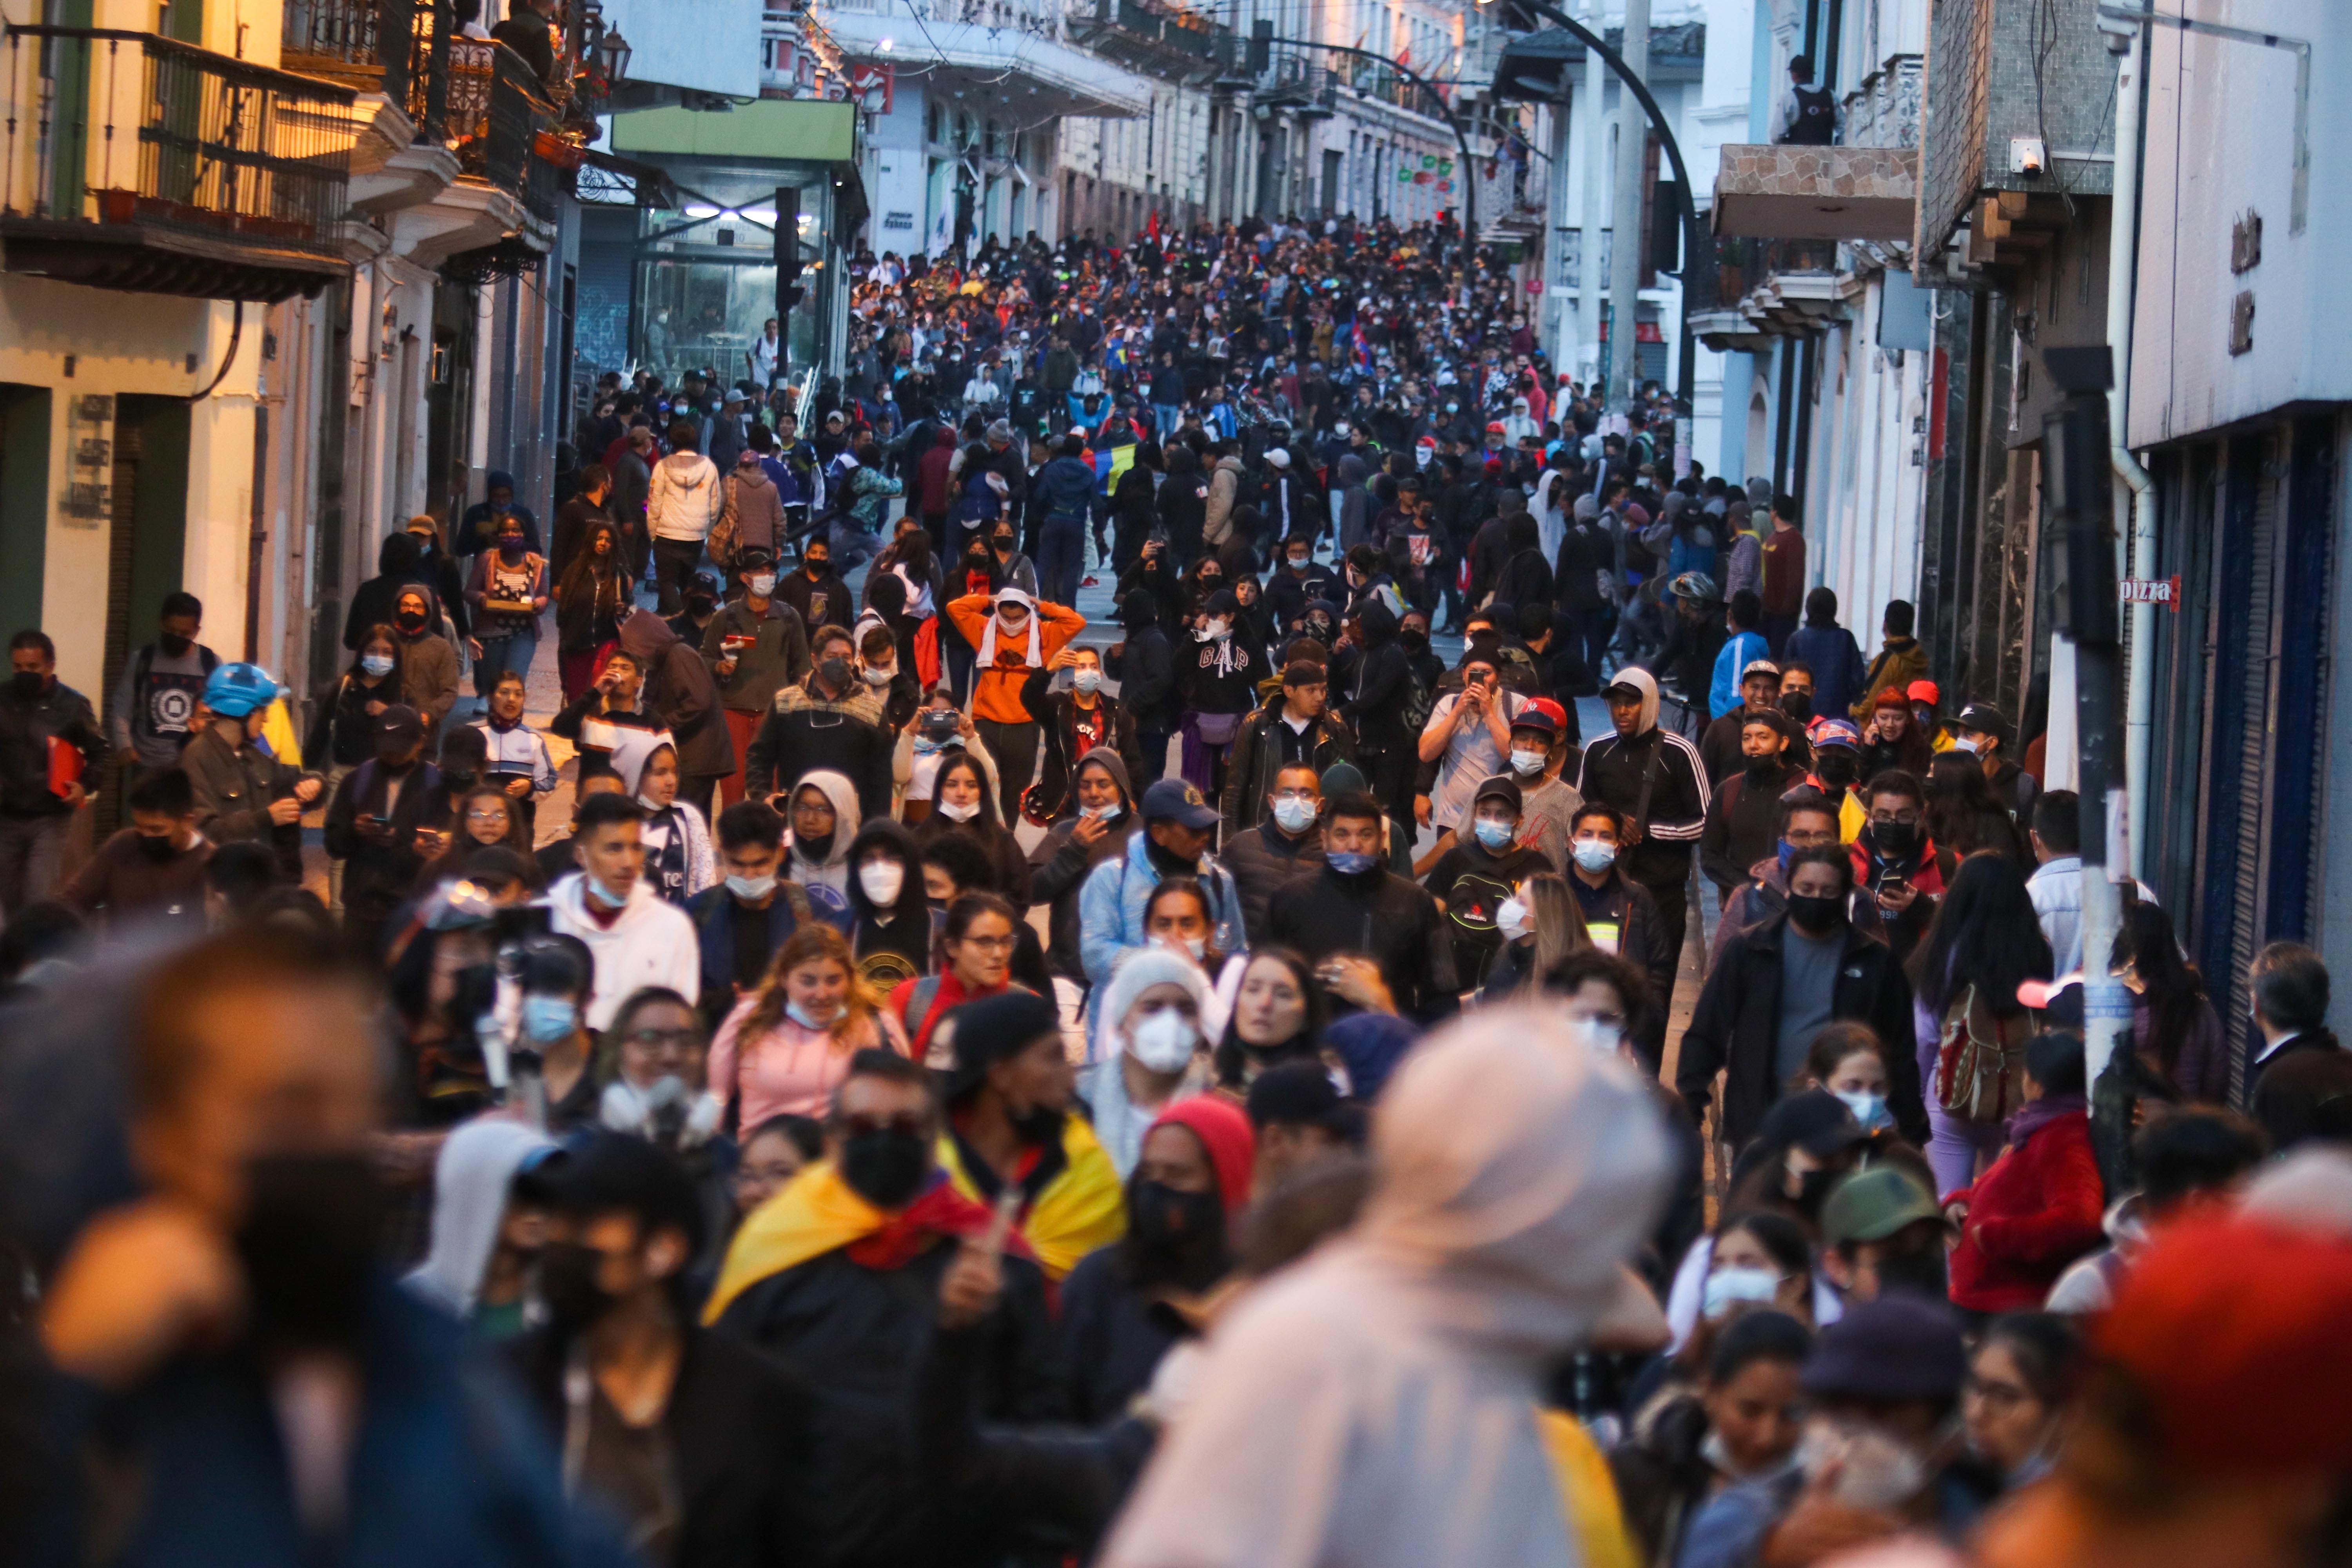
0, 24, 361, 296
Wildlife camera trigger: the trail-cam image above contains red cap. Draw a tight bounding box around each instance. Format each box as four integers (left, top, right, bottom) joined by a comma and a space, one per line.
1485, 420, 1507, 433
1151, 1097, 1257, 1221
1906, 679, 1941, 706
2096, 1214, 2352, 1475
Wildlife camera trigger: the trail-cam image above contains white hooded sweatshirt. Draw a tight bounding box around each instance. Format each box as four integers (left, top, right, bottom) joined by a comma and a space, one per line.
1101, 1005, 1671, 1568
402, 1118, 554, 1317
540, 867, 702, 1031
648, 449, 723, 543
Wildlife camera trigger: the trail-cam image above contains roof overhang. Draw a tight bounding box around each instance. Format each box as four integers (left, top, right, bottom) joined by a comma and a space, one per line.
818, 11, 1152, 118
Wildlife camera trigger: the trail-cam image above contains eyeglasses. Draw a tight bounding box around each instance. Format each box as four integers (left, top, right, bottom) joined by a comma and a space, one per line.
1869, 810, 1923, 828
955, 933, 1018, 953
837, 1113, 929, 1139
1963, 1375, 2034, 1412
624, 1028, 701, 1051
465, 809, 508, 824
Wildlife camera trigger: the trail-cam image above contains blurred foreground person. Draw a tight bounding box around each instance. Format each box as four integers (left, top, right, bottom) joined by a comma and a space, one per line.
1100, 1005, 1671, 1568
34, 926, 626, 1565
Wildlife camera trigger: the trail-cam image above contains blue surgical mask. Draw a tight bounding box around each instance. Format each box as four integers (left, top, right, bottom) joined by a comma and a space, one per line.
912, 737, 942, 756
726, 873, 778, 902
1473, 819, 1515, 852
360, 653, 394, 677
1571, 840, 1617, 873
521, 994, 576, 1045
785, 1000, 834, 1031
586, 873, 630, 908
1327, 850, 1378, 875
1072, 669, 1102, 694
1835, 1089, 1892, 1132
1271, 797, 1318, 834
1777, 839, 1798, 877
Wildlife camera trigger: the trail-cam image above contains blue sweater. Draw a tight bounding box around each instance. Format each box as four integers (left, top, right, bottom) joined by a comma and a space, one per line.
1782, 622, 1870, 722
1710, 628, 1771, 719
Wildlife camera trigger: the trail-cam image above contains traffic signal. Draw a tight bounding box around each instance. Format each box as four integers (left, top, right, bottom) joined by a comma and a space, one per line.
775, 186, 804, 316
1249, 18, 1272, 73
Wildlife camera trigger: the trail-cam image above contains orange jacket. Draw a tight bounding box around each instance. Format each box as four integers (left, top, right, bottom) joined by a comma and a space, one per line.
945, 593, 1085, 724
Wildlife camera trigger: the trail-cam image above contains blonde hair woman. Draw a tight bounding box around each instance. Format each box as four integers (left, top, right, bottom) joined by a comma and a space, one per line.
1479, 871, 1595, 1001
707, 923, 910, 1126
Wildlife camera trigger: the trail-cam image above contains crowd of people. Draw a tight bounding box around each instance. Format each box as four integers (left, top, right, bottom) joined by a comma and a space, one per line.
5, 209, 2352, 1568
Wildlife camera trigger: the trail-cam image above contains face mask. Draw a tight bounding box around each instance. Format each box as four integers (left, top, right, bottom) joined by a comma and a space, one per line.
1567, 1015, 1623, 1057
806, 559, 830, 577
1287, 554, 1309, 570
395, 610, 427, 634
1815, 751, 1859, 790
748, 573, 777, 597
1952, 735, 1982, 755
499, 541, 526, 562
785, 999, 837, 1031
1327, 849, 1377, 875
1128, 1179, 1227, 1283
1082, 801, 1124, 824
1835, 1089, 1891, 1132
1496, 895, 1531, 942
935, 798, 980, 823
1153, 933, 1209, 962
235, 1152, 383, 1353
537, 1238, 613, 1337
1571, 840, 1617, 873
727, 872, 778, 902
1702, 1265, 1784, 1322
1271, 797, 1318, 834
1196, 618, 1232, 642
859, 860, 907, 906
1009, 1103, 1063, 1147
1127, 1007, 1200, 1073
1788, 892, 1845, 935
521, 994, 577, 1045
1399, 629, 1429, 653
137, 831, 181, 862
159, 632, 194, 658
911, 737, 942, 757
1473, 818, 1515, 852
817, 655, 851, 689
1798, 1422, 1929, 1514
9, 671, 45, 700
839, 1126, 932, 1209
1509, 747, 1547, 777
1873, 820, 1921, 857
360, 653, 395, 678
1059, 664, 1105, 696
1780, 691, 1813, 724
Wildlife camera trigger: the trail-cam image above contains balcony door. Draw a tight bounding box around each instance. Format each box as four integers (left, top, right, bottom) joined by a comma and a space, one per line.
0, 385, 49, 639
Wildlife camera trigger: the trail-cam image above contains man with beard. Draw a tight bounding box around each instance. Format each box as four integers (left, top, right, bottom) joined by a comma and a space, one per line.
1674, 845, 1927, 1154
705, 1048, 1061, 1567
509, 1133, 817, 1567
34, 926, 621, 1563
1698, 708, 1808, 911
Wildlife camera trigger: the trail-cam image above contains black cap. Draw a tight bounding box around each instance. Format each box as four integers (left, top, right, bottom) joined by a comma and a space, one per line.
1955, 702, 2011, 744
1472, 774, 1524, 812
1245, 1060, 1344, 1129
1204, 588, 1240, 617
461, 846, 532, 886
1754, 1087, 1869, 1159
376, 704, 425, 746
1802, 1294, 1969, 1403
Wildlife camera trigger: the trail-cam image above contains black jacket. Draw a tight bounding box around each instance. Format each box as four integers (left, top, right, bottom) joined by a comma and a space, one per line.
1266, 861, 1459, 1023
508, 1325, 819, 1568
1019, 672, 1143, 821
1105, 624, 1178, 731
742, 682, 895, 819
322, 759, 446, 924
1336, 621, 1413, 751
1675, 911, 1927, 1150
1055, 1247, 1180, 1425
2252, 1031, 2352, 1152
1218, 695, 1356, 832
1028, 816, 1137, 981
0, 677, 101, 818
1699, 762, 1809, 895
1574, 725, 1710, 888
774, 563, 852, 636
711, 1238, 1062, 1568
1220, 817, 1327, 942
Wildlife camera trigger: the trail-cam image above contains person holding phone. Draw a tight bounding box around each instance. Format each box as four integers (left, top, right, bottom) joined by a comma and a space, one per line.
1416, 653, 1524, 837
1849, 769, 1946, 964
322, 704, 442, 959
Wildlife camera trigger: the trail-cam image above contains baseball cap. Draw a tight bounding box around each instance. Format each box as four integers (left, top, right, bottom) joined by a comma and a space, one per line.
1955, 701, 2010, 742
1140, 778, 1221, 831
1511, 697, 1564, 737
1485, 420, 1506, 434
1821, 1167, 1944, 1249
1244, 1060, 1349, 1132
1802, 1294, 1968, 1404
1906, 679, 1941, 706
1809, 717, 1863, 750
1741, 659, 1781, 681
1472, 774, 1523, 812
376, 704, 426, 746
1753, 1088, 1870, 1160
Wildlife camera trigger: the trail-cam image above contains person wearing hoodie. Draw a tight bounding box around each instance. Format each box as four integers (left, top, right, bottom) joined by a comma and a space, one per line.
717, 442, 788, 565
343, 530, 432, 650
1029, 750, 1139, 987
454, 468, 543, 557
1781, 586, 1868, 722
1078, 778, 1245, 995
774, 534, 851, 635
1100, 1009, 1670, 1568
1847, 597, 1930, 720
744, 622, 896, 820
946, 584, 1086, 824
648, 419, 724, 616
916, 423, 959, 548
1333, 452, 1374, 551
403, 514, 473, 644
1081, 597, 1169, 792
401, 1116, 556, 1337
702, 545, 813, 806
1574, 666, 1711, 1001
1074, 951, 1222, 1185
842, 817, 935, 986
390, 582, 459, 734
540, 791, 702, 1031
1334, 596, 1414, 837
782, 766, 861, 913
609, 726, 717, 907
619, 606, 735, 822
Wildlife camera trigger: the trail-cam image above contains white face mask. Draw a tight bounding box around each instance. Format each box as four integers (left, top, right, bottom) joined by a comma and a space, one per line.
935, 799, 981, 822
1082, 801, 1124, 823
1072, 669, 1103, 694
748, 573, 777, 597
1509, 747, 1548, 777
1152, 933, 1208, 962
1571, 840, 1618, 873
1701, 1265, 1783, 1321
858, 859, 907, 906
1566, 1016, 1623, 1058
1952, 735, 1982, 755
1196, 618, 1232, 642
862, 664, 895, 685
1125, 1005, 1200, 1073
1496, 895, 1532, 942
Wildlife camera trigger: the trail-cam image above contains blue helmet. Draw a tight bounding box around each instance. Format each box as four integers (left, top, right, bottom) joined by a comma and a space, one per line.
201, 662, 279, 718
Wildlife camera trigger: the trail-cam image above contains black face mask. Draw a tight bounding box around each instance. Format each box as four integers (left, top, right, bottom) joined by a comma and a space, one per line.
1873, 820, 1922, 858
839, 1127, 931, 1208
137, 831, 181, 862
1009, 1102, 1064, 1147
817, 655, 851, 690
1399, 628, 1429, 653
1791, 1164, 1841, 1220
395, 611, 428, 635
805, 559, 830, 578
537, 1238, 613, 1337
796, 830, 835, 863
1745, 752, 1783, 778
159, 632, 195, 659
1873, 1240, 1951, 1301
9, 671, 45, 700
1128, 1180, 1229, 1291
1815, 751, 1859, 790
236, 1152, 382, 1354
441, 766, 478, 794
992, 537, 1015, 555
1788, 893, 1846, 936
686, 593, 718, 617
1779, 691, 1814, 724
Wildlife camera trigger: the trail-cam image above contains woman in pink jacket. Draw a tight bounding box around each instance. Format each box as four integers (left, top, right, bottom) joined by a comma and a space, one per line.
708, 922, 910, 1127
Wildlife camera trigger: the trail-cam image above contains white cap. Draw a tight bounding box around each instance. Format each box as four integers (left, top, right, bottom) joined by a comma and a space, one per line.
993, 585, 1037, 609
1266, 448, 1291, 468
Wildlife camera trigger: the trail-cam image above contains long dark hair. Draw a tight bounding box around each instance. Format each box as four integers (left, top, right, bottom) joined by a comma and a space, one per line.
1925, 753, 2027, 860
348, 621, 404, 684
1213, 947, 1327, 1087
1908, 850, 2054, 1016
2114, 899, 2208, 1081
558, 518, 628, 602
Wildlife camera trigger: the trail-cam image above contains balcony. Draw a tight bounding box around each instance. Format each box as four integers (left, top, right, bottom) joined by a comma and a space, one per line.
1690, 235, 1847, 352
0, 25, 361, 301
814, 0, 1151, 117
1069, 0, 1226, 81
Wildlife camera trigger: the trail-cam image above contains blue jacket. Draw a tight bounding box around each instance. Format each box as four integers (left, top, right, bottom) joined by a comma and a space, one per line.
1031, 454, 1099, 533
1077, 828, 1244, 993
688, 881, 849, 1013
1710, 628, 1771, 719
1782, 622, 1870, 723
34, 1279, 631, 1568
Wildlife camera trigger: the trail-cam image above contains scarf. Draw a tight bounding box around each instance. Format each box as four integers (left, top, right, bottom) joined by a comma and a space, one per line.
701, 1161, 1022, 1325
2006, 1092, 2087, 1149
937, 1112, 1126, 1280
975, 606, 1044, 670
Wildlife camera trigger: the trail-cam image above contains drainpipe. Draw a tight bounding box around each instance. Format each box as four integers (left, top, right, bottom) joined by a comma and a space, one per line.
2105, 22, 2156, 884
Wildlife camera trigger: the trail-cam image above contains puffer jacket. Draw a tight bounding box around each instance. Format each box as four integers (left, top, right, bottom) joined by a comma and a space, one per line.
648, 451, 723, 543
1076, 828, 1244, 993
718, 461, 787, 561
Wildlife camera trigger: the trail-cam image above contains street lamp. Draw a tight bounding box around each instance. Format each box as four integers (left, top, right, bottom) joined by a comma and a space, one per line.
597, 23, 632, 85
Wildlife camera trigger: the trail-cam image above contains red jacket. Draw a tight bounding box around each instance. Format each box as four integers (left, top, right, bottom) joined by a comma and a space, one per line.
916, 427, 958, 515
1947, 1105, 2104, 1312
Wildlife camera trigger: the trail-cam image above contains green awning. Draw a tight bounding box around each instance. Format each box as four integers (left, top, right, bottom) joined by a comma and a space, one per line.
612, 100, 856, 164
